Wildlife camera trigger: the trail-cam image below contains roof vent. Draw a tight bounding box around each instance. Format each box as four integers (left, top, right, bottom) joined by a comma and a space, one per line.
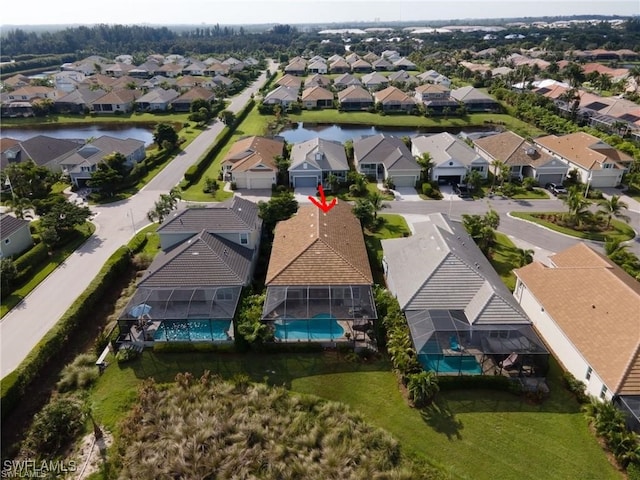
525, 147, 536, 156
223, 249, 228, 256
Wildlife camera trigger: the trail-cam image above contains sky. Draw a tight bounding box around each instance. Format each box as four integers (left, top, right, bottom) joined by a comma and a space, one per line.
0, 0, 637, 26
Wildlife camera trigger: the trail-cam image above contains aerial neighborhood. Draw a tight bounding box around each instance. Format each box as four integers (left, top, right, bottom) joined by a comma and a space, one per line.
1, 11, 640, 480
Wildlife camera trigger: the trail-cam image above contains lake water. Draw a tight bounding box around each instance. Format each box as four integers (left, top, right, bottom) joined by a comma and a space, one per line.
1, 125, 155, 145
277, 122, 493, 144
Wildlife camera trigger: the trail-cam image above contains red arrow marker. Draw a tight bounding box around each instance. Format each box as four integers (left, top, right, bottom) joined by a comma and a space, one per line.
309, 185, 337, 213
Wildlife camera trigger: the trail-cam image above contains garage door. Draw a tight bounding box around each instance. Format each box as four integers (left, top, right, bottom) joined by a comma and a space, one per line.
249, 177, 273, 189
294, 176, 318, 188
436, 175, 462, 185
536, 174, 564, 186
392, 176, 417, 187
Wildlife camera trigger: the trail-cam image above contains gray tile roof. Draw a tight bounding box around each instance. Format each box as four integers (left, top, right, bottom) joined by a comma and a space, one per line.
158, 197, 259, 234
381, 213, 530, 325
353, 134, 419, 171
451, 86, 498, 103
61, 136, 144, 169
412, 133, 486, 168
138, 231, 253, 288
290, 138, 349, 171
18, 135, 84, 167
0, 214, 30, 238
135, 88, 179, 104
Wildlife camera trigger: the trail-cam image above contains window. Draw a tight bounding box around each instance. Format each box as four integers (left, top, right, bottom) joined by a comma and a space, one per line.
586, 367, 592, 380
600, 385, 608, 399
239, 233, 248, 245
602, 163, 613, 169
471, 166, 484, 172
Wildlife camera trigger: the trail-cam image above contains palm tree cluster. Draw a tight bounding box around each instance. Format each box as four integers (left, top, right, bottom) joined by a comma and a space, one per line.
146, 187, 182, 223
352, 190, 389, 231
584, 399, 640, 470
115, 372, 434, 479
561, 189, 630, 231
462, 209, 500, 256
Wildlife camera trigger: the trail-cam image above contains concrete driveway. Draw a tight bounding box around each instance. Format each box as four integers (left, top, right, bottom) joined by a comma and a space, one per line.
389, 187, 422, 202
293, 187, 317, 203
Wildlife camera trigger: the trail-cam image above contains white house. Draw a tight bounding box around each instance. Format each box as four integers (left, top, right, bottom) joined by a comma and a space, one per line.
0, 214, 33, 258
221, 136, 284, 190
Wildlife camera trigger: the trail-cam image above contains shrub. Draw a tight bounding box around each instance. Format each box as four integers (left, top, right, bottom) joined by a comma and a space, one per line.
57, 354, 99, 392
13, 242, 48, 285
562, 371, 588, 403
116, 347, 141, 363
422, 182, 433, 196
230, 181, 238, 190
627, 461, 640, 480
131, 252, 154, 270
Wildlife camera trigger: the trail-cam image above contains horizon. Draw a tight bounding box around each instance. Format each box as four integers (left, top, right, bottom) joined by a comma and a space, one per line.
0, 1, 637, 28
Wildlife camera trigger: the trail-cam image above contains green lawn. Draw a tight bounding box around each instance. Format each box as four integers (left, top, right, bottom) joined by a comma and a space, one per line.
321, 181, 395, 202
364, 213, 411, 284
88, 351, 620, 480
490, 232, 521, 292
483, 186, 550, 200
511, 212, 636, 243
0, 222, 95, 317
181, 109, 271, 202
1, 112, 192, 127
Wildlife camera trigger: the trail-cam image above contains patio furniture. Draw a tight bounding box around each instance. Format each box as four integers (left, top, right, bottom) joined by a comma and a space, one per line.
499, 352, 519, 369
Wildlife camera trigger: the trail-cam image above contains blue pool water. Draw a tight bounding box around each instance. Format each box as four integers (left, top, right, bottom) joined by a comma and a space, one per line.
154, 320, 232, 342
419, 354, 482, 375
274, 313, 344, 341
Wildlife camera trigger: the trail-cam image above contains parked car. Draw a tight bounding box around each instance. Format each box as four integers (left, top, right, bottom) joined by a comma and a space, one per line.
454, 183, 471, 198
545, 183, 567, 196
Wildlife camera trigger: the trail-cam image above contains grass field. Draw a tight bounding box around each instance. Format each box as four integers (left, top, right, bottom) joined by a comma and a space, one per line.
1, 112, 192, 127
490, 232, 521, 292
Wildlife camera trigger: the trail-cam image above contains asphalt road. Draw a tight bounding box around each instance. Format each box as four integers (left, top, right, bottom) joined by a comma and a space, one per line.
0, 64, 276, 378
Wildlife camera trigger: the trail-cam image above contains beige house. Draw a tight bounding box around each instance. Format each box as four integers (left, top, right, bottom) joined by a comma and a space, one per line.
300, 86, 334, 109
373, 86, 416, 113
221, 136, 284, 189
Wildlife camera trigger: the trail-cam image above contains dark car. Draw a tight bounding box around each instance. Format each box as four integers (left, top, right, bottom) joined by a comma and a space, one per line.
453, 183, 472, 198
545, 183, 568, 196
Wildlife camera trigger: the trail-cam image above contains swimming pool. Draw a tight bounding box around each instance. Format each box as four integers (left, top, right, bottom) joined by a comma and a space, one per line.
273, 313, 344, 341
154, 319, 232, 342
419, 354, 482, 375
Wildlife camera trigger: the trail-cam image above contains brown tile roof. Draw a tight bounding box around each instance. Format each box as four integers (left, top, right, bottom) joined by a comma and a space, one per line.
92, 88, 138, 105
222, 136, 284, 173
474, 131, 554, 168
301, 86, 333, 101
415, 84, 449, 95
515, 243, 640, 395
337, 85, 372, 102
276, 74, 303, 88
265, 202, 373, 286
374, 86, 414, 104
534, 132, 632, 170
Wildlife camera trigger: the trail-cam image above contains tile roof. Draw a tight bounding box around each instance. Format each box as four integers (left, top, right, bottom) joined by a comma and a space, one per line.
474, 131, 554, 168
61, 136, 144, 169
337, 85, 373, 102
138, 231, 253, 288
172, 86, 216, 103
413, 132, 485, 167
276, 74, 303, 88
360, 72, 388, 85
290, 138, 349, 171
265, 201, 373, 286
0, 214, 30, 238
534, 132, 632, 170
451, 86, 497, 103
18, 135, 84, 167
158, 197, 260, 234
515, 243, 640, 394
91, 88, 138, 105
373, 86, 415, 104
222, 136, 284, 173
354, 134, 419, 171
301, 86, 334, 102
333, 73, 361, 87
135, 88, 179, 104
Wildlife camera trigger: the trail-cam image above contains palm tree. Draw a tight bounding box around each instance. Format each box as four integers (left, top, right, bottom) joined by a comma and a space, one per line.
563, 186, 591, 227
348, 173, 368, 197
516, 248, 535, 267
417, 152, 435, 183
368, 191, 388, 219
598, 195, 630, 228
406, 371, 440, 408
6, 196, 33, 219
490, 159, 508, 189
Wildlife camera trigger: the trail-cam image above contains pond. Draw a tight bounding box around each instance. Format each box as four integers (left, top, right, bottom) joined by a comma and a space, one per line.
277, 122, 495, 144
1, 125, 155, 145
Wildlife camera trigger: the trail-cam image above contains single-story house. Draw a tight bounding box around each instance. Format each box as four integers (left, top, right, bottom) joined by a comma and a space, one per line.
103, 62, 137, 78
363, 52, 380, 63
135, 88, 179, 111
263, 86, 299, 108
59, 136, 146, 187
262, 201, 377, 344
307, 60, 328, 75
91, 88, 138, 114
474, 131, 568, 185
514, 243, 640, 420
182, 61, 207, 76
382, 213, 549, 377
371, 58, 394, 71
284, 57, 307, 76
304, 74, 332, 89
354, 134, 421, 187
337, 85, 374, 111
351, 59, 373, 73
412, 133, 489, 184
54, 87, 107, 114
534, 132, 631, 188
157, 63, 184, 78
373, 86, 416, 113
170, 86, 216, 112
118, 197, 262, 343
417, 70, 451, 88
0, 214, 33, 258
289, 138, 349, 188
360, 72, 389, 90
7, 86, 58, 102
0, 138, 21, 169
450, 86, 500, 112
333, 73, 362, 90
300, 86, 334, 109
393, 57, 417, 70
388, 70, 418, 86
221, 136, 284, 189
275, 74, 303, 89
7, 135, 84, 171
329, 58, 351, 74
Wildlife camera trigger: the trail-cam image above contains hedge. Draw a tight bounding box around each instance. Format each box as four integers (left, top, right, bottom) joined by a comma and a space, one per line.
1, 231, 148, 420
13, 242, 48, 285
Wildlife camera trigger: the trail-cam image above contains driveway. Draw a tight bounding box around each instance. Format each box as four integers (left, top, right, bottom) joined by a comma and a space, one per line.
0, 66, 274, 379
388, 187, 422, 202
293, 187, 317, 203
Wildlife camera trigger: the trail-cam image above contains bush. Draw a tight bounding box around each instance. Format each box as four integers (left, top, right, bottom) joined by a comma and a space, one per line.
116, 347, 141, 363
562, 371, 588, 403
13, 242, 48, 285
131, 252, 154, 270
627, 461, 640, 480
57, 354, 99, 392
422, 182, 433, 196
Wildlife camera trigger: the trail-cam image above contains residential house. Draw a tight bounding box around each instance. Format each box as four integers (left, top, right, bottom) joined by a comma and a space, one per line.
289, 138, 349, 188
81, 74, 118, 90
514, 243, 640, 420
91, 88, 138, 114
52, 71, 86, 92
0, 214, 33, 258
417, 70, 452, 88
362, 52, 380, 63
104, 62, 137, 78
371, 58, 394, 71
300, 86, 334, 109
276, 74, 303, 89
304, 74, 331, 89
388, 70, 418, 87
221, 136, 284, 189
351, 59, 373, 73
263, 86, 299, 109
135, 88, 180, 111
142, 75, 177, 89
182, 61, 207, 76
329, 58, 351, 73
129, 60, 162, 78
59, 136, 146, 187
284, 57, 307, 76
414, 84, 459, 115
373, 86, 416, 113
119, 197, 262, 343
361, 72, 389, 90
412, 133, 489, 184
205, 63, 231, 76
337, 85, 374, 111
451, 86, 500, 112
0, 138, 22, 169
176, 75, 203, 91
7, 86, 58, 102
345, 53, 361, 64
61, 55, 110, 76
54, 87, 107, 114
307, 60, 328, 74
170, 86, 216, 112
354, 134, 421, 187
381, 50, 401, 62
157, 63, 184, 78
262, 201, 377, 343
534, 132, 631, 188
382, 213, 548, 377
333, 73, 362, 90
393, 57, 417, 70
2, 74, 31, 89
474, 131, 568, 185
8, 135, 83, 171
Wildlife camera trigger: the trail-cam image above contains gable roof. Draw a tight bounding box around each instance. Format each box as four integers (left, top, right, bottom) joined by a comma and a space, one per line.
264, 86, 298, 102
382, 213, 530, 325
222, 136, 284, 173
265, 201, 373, 286
60, 136, 144, 169
158, 196, 259, 234
534, 132, 632, 170
333, 73, 361, 87
474, 131, 555, 168
301, 85, 333, 102
337, 85, 373, 102
138, 231, 253, 288
18, 135, 84, 167
353, 134, 419, 171
171, 86, 216, 103
0, 214, 30, 239
373, 86, 415, 104
413, 132, 485, 167
360, 72, 388, 85
451, 86, 497, 103
135, 88, 179, 104
515, 243, 640, 395
276, 74, 303, 88
290, 138, 349, 171
56, 87, 108, 106
91, 88, 138, 105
